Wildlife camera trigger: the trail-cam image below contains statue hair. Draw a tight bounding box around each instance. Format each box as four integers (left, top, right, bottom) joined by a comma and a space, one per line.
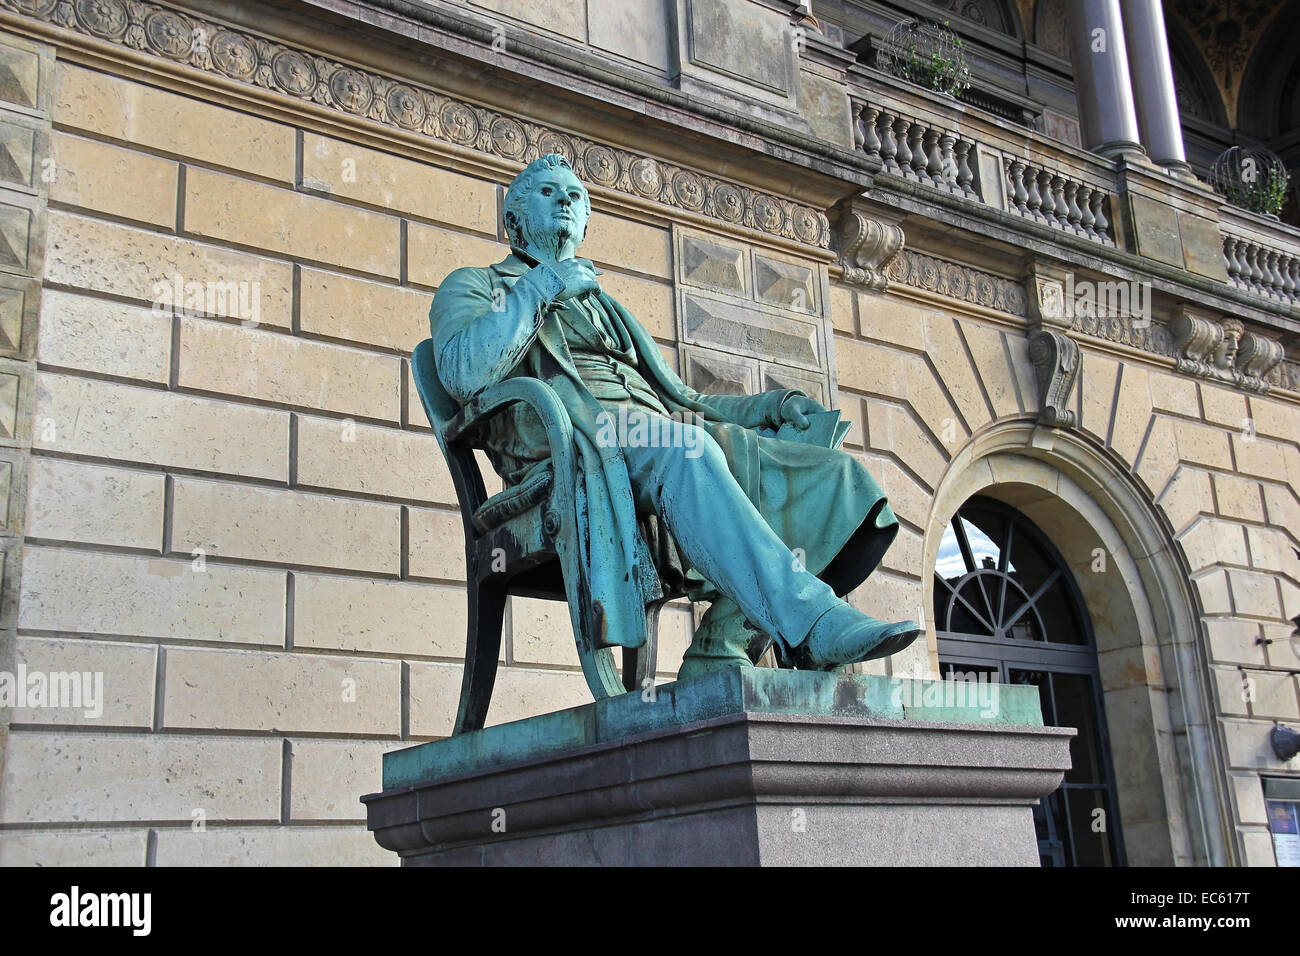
502, 153, 591, 250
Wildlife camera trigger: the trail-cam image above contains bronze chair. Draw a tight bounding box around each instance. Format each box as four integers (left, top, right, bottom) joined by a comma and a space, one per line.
410, 338, 682, 734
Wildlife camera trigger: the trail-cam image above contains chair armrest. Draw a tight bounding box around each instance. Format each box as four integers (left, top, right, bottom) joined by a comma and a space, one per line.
445, 379, 577, 496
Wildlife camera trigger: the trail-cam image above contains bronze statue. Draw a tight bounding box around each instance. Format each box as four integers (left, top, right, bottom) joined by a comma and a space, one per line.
431, 153, 920, 679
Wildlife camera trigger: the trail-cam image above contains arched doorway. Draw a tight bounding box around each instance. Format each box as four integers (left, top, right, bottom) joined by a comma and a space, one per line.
933, 494, 1125, 866
922, 420, 1232, 866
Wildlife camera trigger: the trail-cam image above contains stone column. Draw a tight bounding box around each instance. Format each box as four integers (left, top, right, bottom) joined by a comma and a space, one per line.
1065, 0, 1144, 159
1120, 0, 1189, 170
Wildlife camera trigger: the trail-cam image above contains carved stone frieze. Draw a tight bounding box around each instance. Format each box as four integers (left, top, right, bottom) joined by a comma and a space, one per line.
1068, 306, 1174, 358
0, 0, 832, 247
885, 250, 1029, 316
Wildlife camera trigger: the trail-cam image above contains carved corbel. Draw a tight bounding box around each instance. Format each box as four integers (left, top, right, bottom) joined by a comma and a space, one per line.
834, 200, 904, 290
1028, 329, 1080, 428
1170, 306, 1224, 379
1235, 330, 1284, 393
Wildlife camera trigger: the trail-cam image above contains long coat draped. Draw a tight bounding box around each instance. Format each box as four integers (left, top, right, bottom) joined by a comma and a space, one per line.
431, 252, 897, 651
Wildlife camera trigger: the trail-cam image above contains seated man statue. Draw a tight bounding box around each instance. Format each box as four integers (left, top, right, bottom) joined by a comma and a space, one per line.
431, 153, 921, 679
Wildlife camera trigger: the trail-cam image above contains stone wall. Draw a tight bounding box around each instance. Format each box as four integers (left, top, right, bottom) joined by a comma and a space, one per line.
0, 50, 710, 865
0, 0, 1295, 867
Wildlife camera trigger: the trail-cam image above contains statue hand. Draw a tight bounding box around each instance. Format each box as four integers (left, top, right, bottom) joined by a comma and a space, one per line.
549, 258, 601, 301
777, 394, 827, 429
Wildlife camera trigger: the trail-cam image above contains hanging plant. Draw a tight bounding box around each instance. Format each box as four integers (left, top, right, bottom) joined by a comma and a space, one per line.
879, 18, 971, 97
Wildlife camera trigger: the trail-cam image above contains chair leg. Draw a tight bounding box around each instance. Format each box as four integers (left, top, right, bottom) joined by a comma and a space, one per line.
453, 579, 507, 734
624, 599, 664, 692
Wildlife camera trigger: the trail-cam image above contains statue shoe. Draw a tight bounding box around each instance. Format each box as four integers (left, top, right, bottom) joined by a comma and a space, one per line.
779, 601, 922, 671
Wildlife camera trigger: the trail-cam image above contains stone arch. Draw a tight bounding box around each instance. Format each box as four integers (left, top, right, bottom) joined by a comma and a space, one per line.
921, 418, 1232, 865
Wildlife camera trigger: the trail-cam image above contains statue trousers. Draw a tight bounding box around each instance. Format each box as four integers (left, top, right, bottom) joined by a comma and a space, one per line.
608, 407, 843, 660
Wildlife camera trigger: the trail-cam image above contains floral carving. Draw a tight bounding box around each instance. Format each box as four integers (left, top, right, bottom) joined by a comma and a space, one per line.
74, 0, 127, 38
386, 84, 425, 129
270, 49, 315, 96
143, 8, 190, 57
210, 30, 257, 79
711, 183, 744, 223
328, 67, 372, 114
489, 117, 527, 160
583, 145, 619, 186
883, 250, 1028, 315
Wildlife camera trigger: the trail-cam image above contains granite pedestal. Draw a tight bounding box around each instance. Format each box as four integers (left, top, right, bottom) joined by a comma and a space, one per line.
363, 669, 1074, 866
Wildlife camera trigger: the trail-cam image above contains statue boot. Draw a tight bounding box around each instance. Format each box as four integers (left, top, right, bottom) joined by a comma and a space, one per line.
775, 599, 922, 671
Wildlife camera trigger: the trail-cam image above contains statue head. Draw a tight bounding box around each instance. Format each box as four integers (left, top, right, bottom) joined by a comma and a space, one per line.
503, 153, 591, 262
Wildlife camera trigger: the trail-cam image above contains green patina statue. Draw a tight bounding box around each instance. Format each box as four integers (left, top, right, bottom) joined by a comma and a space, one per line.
431, 153, 920, 678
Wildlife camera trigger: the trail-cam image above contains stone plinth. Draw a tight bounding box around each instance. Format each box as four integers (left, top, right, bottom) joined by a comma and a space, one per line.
363, 669, 1074, 866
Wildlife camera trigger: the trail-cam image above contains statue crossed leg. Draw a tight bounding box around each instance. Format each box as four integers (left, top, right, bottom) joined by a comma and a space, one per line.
610, 406, 921, 677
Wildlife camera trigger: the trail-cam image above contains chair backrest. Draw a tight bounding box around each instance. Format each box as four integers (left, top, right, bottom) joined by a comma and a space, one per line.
411, 339, 459, 433
411, 338, 489, 523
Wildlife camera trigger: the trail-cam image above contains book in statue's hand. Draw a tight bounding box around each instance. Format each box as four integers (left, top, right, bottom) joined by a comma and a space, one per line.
770, 409, 851, 449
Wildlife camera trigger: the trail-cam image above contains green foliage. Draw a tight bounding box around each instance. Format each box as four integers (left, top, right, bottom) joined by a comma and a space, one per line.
1219, 163, 1291, 217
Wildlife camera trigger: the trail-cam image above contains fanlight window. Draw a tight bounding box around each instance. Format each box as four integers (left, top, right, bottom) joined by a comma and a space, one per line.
933, 502, 1086, 646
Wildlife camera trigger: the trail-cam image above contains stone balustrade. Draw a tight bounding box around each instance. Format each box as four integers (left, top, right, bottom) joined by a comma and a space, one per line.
850, 98, 980, 200
1003, 157, 1114, 244
1222, 233, 1300, 305
847, 79, 1120, 247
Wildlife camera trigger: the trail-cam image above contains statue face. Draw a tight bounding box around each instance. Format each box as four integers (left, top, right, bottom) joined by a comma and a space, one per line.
517, 165, 589, 259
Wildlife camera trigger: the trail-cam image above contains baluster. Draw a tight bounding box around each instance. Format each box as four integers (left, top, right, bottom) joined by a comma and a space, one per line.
861, 105, 882, 163
1247, 243, 1263, 292
849, 97, 866, 151
1223, 236, 1242, 287
924, 127, 943, 187
1232, 237, 1250, 287
1024, 164, 1043, 219
1090, 191, 1111, 241
892, 115, 912, 177
1290, 258, 1300, 303
1076, 183, 1096, 238
1037, 170, 1055, 225
938, 132, 958, 191
1266, 250, 1283, 299
1050, 173, 1069, 229
905, 121, 926, 181
877, 109, 899, 174
1279, 253, 1295, 300
1064, 181, 1083, 234
1008, 160, 1028, 215
954, 140, 977, 199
